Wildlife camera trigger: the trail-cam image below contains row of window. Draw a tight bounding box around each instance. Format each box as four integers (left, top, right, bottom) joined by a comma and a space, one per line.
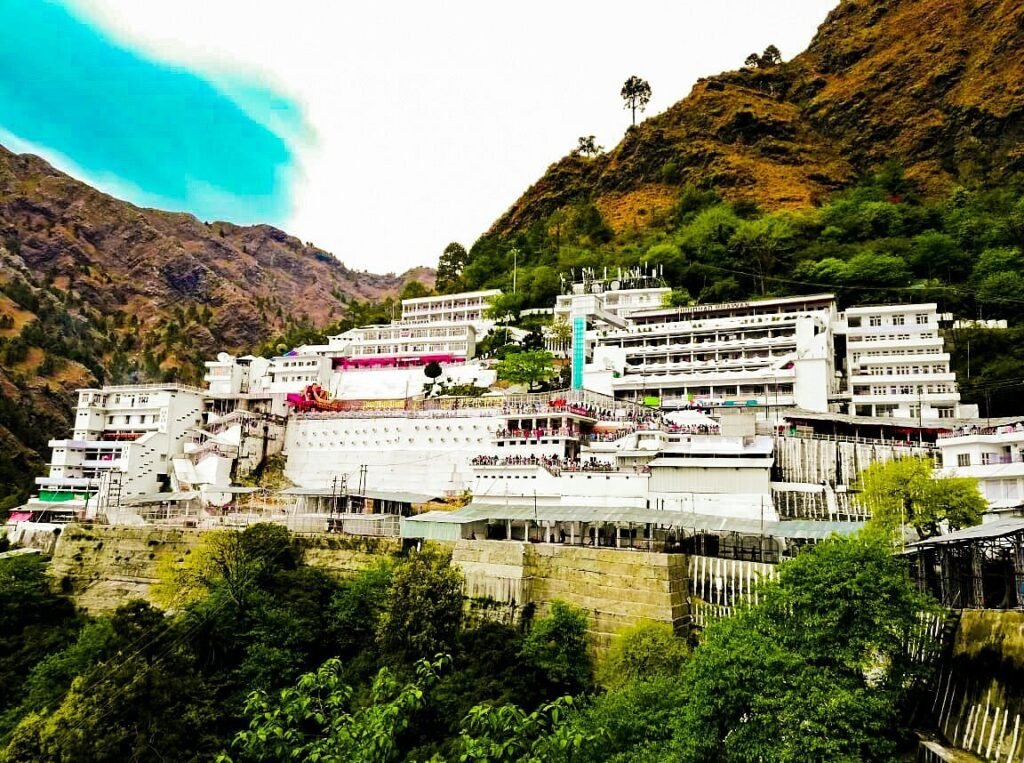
852, 314, 931, 328
355, 343, 469, 355
357, 327, 471, 341
854, 332, 936, 342
853, 384, 957, 395
852, 348, 945, 361
618, 332, 798, 350
105, 414, 160, 425
862, 365, 949, 376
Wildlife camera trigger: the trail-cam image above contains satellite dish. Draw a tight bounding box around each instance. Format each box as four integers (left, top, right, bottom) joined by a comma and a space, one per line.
217, 352, 232, 362
610, 280, 621, 291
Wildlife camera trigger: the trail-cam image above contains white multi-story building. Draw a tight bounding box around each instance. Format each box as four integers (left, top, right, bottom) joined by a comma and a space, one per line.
203, 353, 271, 396
587, 294, 838, 412
39, 384, 207, 504
326, 322, 477, 367
265, 354, 332, 393
839, 303, 960, 421
554, 285, 671, 324
400, 289, 500, 332
937, 422, 1024, 512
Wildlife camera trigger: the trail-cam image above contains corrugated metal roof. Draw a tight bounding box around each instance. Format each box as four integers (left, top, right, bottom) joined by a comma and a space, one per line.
405, 510, 484, 525
355, 490, 441, 504
126, 491, 199, 505
408, 502, 862, 540
278, 487, 440, 504
279, 487, 346, 496
907, 518, 1024, 548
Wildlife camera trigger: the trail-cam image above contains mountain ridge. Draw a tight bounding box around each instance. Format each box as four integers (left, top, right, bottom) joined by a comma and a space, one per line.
491, 0, 1024, 238
0, 144, 428, 506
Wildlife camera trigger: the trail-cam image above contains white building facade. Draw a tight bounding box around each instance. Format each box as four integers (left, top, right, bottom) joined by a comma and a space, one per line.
401, 289, 500, 332
937, 423, 1024, 512
588, 294, 838, 412
40, 384, 207, 503
839, 303, 960, 421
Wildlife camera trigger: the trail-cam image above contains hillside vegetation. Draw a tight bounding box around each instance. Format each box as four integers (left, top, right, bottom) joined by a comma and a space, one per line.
0, 146, 427, 507
492, 0, 1024, 235
0, 528, 937, 762
439, 0, 1024, 421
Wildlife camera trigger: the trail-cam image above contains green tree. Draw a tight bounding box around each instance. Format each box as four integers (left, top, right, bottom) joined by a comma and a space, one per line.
909, 231, 971, 281
674, 534, 939, 762
326, 561, 394, 662
153, 523, 297, 609
729, 213, 798, 294
597, 622, 688, 690
856, 456, 985, 540
376, 549, 464, 666
575, 136, 604, 158
0, 555, 80, 736
661, 288, 693, 307
620, 76, 651, 127
496, 350, 556, 391
486, 292, 526, 323
4, 602, 218, 763
227, 656, 447, 763
520, 600, 592, 695
455, 696, 594, 763
436, 242, 469, 293
399, 280, 432, 300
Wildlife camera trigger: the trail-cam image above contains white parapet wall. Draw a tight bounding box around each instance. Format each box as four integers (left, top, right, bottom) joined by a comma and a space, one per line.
284, 413, 505, 496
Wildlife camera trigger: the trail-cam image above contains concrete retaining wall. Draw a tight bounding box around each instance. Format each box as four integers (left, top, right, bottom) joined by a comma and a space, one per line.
49, 524, 201, 612
52, 527, 689, 652
452, 540, 688, 650
773, 435, 932, 488
49, 524, 404, 613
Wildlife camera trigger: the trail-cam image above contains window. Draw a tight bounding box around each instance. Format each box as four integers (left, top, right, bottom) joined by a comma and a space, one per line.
957, 453, 971, 467
869, 316, 882, 327
916, 314, 929, 325
893, 315, 905, 326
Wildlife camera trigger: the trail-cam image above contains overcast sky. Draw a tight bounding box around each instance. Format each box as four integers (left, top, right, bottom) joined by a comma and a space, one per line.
1, 1, 837, 275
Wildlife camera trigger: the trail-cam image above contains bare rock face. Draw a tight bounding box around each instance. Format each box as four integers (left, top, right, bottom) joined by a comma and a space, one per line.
491, 0, 1024, 237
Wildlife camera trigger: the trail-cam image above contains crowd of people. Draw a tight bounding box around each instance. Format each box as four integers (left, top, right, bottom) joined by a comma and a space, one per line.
941, 421, 1024, 438
496, 427, 578, 439
471, 454, 617, 474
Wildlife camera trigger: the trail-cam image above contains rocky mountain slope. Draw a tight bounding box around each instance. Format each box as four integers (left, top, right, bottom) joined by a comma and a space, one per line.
492, 0, 1024, 236
0, 145, 421, 506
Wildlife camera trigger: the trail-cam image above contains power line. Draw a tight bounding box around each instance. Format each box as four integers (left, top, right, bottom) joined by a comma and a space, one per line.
697, 263, 1024, 306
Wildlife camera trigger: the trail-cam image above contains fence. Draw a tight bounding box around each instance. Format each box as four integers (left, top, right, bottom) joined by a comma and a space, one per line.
687, 554, 777, 627
101, 507, 402, 538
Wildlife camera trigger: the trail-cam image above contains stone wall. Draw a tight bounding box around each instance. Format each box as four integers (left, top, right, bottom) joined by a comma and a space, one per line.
52, 527, 687, 652
49, 524, 201, 612
49, 524, 405, 613
452, 540, 688, 650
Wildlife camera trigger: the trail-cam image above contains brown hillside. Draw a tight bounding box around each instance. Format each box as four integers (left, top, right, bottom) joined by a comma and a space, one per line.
0, 145, 413, 349
0, 145, 428, 501
492, 0, 1024, 236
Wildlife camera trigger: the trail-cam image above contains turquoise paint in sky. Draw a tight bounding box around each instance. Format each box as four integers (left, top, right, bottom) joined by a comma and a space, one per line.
0, 0, 303, 225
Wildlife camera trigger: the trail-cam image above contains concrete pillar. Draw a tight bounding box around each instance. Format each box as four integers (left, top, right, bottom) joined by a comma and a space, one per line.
616, 525, 621, 548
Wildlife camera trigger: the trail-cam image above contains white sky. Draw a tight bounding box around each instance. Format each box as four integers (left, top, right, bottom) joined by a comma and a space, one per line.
68, 0, 837, 275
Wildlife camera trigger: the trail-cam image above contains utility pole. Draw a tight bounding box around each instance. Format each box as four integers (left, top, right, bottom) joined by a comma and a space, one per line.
511, 248, 519, 294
